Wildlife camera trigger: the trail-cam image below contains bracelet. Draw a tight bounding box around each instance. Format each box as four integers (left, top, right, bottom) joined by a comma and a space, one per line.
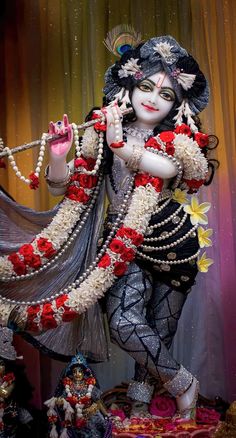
126, 144, 144, 171
44, 164, 71, 188
110, 141, 125, 148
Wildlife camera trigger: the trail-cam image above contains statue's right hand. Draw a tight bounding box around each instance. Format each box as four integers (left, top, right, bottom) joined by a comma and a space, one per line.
48, 114, 73, 161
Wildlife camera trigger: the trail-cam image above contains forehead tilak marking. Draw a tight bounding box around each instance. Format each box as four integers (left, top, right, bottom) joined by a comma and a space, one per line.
155, 72, 167, 88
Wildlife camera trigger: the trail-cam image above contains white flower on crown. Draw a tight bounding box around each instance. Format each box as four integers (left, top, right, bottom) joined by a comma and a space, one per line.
118, 58, 142, 78
153, 42, 177, 64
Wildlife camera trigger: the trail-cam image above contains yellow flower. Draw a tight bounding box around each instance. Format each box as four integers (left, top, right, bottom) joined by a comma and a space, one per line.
197, 252, 214, 272
198, 227, 213, 248
183, 196, 211, 225
172, 188, 188, 204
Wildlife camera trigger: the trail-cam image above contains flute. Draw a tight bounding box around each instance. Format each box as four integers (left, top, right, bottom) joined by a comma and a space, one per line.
0, 107, 133, 158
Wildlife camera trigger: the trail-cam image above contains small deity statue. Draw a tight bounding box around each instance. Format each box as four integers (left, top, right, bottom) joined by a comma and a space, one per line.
45, 353, 111, 438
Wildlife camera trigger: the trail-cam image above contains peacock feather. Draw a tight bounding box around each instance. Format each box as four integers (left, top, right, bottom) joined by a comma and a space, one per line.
104, 24, 142, 57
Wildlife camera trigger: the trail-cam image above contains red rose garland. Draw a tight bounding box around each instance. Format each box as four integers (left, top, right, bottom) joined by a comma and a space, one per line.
3, 156, 99, 278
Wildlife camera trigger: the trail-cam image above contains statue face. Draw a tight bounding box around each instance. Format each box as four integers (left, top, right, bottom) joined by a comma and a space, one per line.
131, 71, 176, 126
72, 366, 84, 381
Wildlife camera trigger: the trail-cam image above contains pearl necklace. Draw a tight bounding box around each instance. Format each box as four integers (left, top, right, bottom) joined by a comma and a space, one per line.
4, 133, 47, 185
123, 125, 153, 141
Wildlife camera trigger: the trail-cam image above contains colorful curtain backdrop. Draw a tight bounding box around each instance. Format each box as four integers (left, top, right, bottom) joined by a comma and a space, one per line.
0, 0, 235, 405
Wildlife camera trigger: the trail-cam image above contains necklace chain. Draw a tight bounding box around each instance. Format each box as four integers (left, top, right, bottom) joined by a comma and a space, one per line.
123, 125, 153, 141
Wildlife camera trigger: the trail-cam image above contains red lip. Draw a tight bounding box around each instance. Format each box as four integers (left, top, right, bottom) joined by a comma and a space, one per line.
141, 103, 159, 112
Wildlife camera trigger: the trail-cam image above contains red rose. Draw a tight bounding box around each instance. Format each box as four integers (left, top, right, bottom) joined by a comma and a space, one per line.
19, 244, 34, 257
70, 173, 79, 182
150, 177, 163, 192
66, 395, 78, 406
28, 253, 41, 269
62, 307, 78, 322
94, 122, 106, 132
165, 142, 175, 156
113, 261, 128, 277
174, 124, 192, 137
159, 131, 175, 143
183, 178, 205, 190
80, 396, 90, 405
91, 111, 101, 120
134, 173, 151, 187
86, 377, 96, 385
62, 377, 72, 386
27, 305, 40, 317
109, 238, 126, 254
145, 137, 162, 150
120, 247, 135, 262
8, 253, 21, 264
86, 157, 96, 170
74, 158, 87, 169
67, 186, 90, 203
56, 295, 68, 308
116, 227, 144, 246
196, 407, 220, 425
98, 254, 111, 268
78, 174, 98, 189
29, 172, 39, 190
132, 234, 144, 246
8, 254, 27, 275
194, 132, 209, 148
41, 314, 58, 329
44, 247, 56, 259
149, 395, 177, 417
37, 237, 52, 252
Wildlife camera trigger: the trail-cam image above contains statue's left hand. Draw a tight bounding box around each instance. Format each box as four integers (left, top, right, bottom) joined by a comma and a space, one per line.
48, 114, 73, 161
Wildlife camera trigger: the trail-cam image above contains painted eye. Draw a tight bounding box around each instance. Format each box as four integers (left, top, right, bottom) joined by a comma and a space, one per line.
137, 82, 153, 92
160, 90, 175, 101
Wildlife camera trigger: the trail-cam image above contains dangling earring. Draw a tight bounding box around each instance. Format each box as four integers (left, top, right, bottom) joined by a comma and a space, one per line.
173, 99, 198, 133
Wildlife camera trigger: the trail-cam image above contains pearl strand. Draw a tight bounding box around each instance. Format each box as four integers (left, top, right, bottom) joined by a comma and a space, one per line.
0, 178, 134, 306
112, 105, 122, 142
73, 120, 104, 176
141, 224, 198, 251
153, 196, 172, 215
4, 133, 47, 184
145, 213, 188, 242
146, 147, 183, 188
148, 204, 183, 229
136, 249, 200, 265
72, 123, 81, 158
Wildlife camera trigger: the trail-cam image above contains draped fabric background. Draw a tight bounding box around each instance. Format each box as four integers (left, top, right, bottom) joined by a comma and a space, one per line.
0, 0, 235, 405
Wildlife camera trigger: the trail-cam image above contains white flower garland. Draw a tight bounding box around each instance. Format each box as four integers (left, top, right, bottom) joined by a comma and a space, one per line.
172, 134, 208, 180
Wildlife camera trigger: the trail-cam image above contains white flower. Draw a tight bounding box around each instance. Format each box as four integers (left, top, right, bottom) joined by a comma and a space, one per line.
153, 42, 176, 63
172, 134, 208, 180
118, 58, 142, 78
0, 259, 13, 276
81, 126, 99, 158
